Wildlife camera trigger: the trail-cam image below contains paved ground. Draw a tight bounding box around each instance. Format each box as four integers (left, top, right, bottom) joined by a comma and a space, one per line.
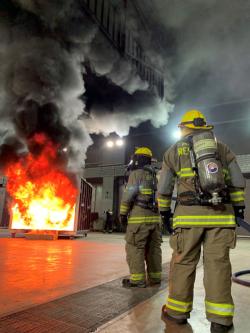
0, 231, 249, 333
0, 232, 171, 317
97, 238, 250, 333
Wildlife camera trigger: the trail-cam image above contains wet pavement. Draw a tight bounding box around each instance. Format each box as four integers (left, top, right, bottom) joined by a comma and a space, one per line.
0, 232, 249, 333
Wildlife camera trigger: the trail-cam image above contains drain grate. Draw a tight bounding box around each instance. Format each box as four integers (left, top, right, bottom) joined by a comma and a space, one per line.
0, 263, 169, 333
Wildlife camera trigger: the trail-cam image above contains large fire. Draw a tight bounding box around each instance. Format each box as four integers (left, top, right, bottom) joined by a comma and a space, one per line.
4, 133, 77, 231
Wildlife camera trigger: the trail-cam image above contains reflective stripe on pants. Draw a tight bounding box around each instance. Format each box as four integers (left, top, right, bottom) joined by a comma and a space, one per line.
205, 300, 234, 317
166, 297, 193, 313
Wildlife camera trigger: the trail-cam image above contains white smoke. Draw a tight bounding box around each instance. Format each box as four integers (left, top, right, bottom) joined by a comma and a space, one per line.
86, 30, 149, 94
85, 98, 173, 137
141, 0, 250, 105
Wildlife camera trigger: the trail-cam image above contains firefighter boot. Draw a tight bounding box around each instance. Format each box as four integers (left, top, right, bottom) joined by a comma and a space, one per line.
149, 279, 161, 286
161, 305, 188, 325
122, 278, 146, 288
210, 323, 233, 333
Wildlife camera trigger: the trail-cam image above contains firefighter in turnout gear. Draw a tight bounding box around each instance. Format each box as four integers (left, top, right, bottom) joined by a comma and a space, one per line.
120, 147, 162, 288
158, 110, 246, 333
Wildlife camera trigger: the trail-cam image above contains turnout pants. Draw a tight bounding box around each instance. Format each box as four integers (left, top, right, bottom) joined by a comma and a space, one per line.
125, 223, 162, 283
166, 227, 236, 326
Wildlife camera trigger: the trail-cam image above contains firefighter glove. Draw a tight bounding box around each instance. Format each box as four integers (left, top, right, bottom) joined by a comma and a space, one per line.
234, 206, 245, 220
160, 210, 174, 234
120, 215, 128, 227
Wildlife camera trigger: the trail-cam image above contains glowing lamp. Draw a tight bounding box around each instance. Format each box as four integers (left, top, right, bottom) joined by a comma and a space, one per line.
116, 139, 124, 147
106, 140, 114, 148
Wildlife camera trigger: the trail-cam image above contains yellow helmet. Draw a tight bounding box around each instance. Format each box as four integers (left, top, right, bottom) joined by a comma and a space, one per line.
178, 109, 213, 130
134, 147, 153, 158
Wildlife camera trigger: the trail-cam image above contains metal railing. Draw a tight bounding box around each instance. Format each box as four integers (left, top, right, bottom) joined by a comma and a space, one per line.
81, 0, 164, 98
0, 177, 10, 228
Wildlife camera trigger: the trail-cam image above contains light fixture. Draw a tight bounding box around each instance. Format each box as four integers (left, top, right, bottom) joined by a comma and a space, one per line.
106, 140, 114, 148
116, 139, 124, 147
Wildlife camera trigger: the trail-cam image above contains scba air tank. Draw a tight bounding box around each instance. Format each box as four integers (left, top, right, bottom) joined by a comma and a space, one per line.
192, 131, 225, 199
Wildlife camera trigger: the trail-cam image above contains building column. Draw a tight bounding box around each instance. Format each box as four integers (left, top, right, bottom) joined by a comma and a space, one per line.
102, 176, 115, 217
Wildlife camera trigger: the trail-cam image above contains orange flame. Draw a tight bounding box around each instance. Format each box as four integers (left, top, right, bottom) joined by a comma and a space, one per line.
5, 133, 77, 231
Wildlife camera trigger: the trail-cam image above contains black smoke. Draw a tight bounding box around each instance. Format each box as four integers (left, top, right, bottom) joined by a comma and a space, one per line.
0, 0, 174, 174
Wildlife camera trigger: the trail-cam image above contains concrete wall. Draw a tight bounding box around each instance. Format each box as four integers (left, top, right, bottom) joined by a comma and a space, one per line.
239, 178, 250, 236
91, 185, 103, 217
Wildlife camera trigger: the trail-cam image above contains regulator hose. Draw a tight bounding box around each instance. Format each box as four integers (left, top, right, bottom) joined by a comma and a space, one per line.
232, 270, 250, 287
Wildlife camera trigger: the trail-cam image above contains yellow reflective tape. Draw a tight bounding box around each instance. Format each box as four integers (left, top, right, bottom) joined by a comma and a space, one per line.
205, 301, 234, 309
168, 298, 192, 306
128, 219, 160, 224
173, 215, 235, 227
230, 198, 245, 202
180, 174, 195, 177
205, 301, 234, 316
131, 273, 145, 278
149, 272, 161, 278
129, 220, 160, 223
206, 309, 234, 316
176, 168, 195, 178
174, 222, 235, 226
173, 215, 235, 220
129, 218, 160, 221
158, 198, 171, 201
223, 169, 231, 181
166, 304, 189, 313
131, 273, 145, 281
230, 191, 245, 196
129, 216, 160, 219
128, 217, 161, 220
230, 191, 245, 202
158, 200, 171, 207
129, 216, 160, 218
177, 168, 193, 174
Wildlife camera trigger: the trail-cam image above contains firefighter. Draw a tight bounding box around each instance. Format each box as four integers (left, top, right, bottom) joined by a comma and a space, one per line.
120, 147, 162, 288
158, 110, 245, 333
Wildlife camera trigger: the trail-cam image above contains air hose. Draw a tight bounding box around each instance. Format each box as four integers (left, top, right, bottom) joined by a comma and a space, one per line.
232, 270, 250, 287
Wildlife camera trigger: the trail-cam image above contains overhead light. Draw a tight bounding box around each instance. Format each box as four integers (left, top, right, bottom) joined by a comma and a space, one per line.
116, 139, 124, 147
106, 140, 114, 148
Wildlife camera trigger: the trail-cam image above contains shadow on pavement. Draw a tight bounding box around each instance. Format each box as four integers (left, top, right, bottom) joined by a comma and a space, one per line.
163, 322, 194, 333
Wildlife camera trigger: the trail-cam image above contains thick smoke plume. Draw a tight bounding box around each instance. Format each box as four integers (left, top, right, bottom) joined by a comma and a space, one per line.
139, 0, 250, 107
0, 0, 172, 174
